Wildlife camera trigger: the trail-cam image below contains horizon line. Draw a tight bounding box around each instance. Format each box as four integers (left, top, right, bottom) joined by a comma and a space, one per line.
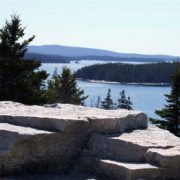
29, 44, 180, 57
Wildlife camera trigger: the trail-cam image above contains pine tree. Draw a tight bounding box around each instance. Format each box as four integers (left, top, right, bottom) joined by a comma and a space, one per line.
101, 89, 114, 110
46, 67, 59, 103
127, 96, 133, 110
47, 67, 88, 105
0, 14, 48, 105
150, 66, 180, 137
117, 90, 127, 109
117, 90, 133, 110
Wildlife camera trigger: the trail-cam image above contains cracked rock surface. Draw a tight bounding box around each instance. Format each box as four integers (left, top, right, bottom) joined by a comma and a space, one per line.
0, 101, 179, 179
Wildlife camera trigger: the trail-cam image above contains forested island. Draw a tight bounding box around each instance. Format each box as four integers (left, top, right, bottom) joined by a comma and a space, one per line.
25, 52, 70, 63
71, 56, 171, 62
75, 62, 180, 84
25, 53, 174, 64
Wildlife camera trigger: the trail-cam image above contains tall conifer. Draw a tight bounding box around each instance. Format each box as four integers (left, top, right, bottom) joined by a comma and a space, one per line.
0, 14, 48, 104
47, 67, 88, 105
150, 66, 180, 137
101, 89, 114, 110
117, 90, 133, 110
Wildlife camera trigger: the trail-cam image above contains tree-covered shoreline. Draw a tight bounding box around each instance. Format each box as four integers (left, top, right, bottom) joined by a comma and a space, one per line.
78, 79, 170, 86
75, 62, 180, 84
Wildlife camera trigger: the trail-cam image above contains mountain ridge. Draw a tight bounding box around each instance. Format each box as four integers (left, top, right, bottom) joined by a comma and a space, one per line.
28, 45, 179, 61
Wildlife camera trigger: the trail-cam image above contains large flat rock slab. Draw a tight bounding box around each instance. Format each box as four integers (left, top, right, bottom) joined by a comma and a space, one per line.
97, 159, 160, 180
80, 126, 180, 179
0, 101, 147, 176
1, 101, 179, 179
0, 101, 147, 133
0, 125, 89, 176
114, 125, 180, 148
0, 123, 52, 152
146, 146, 180, 167
87, 125, 180, 164
0, 123, 52, 135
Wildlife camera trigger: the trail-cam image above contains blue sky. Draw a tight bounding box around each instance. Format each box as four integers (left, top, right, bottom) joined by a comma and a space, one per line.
0, 0, 180, 55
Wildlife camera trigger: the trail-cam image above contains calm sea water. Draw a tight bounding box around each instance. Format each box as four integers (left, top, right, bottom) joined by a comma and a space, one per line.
41, 61, 170, 118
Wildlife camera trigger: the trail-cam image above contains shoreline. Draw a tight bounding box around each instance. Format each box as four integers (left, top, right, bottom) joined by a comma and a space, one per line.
77, 78, 170, 86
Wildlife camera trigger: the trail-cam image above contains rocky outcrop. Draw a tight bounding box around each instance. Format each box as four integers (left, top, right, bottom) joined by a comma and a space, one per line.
81, 126, 180, 179
0, 123, 89, 176
0, 101, 179, 179
0, 102, 147, 133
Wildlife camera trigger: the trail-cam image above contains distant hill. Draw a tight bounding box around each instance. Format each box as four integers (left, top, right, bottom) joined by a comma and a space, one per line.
28, 45, 180, 62
25, 52, 70, 63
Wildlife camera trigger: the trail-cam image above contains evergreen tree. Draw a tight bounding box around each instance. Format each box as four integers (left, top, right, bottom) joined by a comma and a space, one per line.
0, 14, 48, 105
117, 90, 127, 109
127, 96, 133, 110
101, 89, 114, 110
150, 67, 180, 137
47, 67, 88, 105
117, 90, 133, 110
46, 67, 59, 103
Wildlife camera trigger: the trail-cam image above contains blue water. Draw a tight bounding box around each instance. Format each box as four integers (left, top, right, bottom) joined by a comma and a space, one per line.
41, 61, 170, 118
78, 80, 169, 118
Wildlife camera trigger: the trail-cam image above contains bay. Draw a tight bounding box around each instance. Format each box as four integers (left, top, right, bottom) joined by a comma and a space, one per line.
41, 61, 170, 118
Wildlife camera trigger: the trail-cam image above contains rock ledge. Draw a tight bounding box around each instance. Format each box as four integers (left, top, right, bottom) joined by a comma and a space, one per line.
0, 101, 179, 179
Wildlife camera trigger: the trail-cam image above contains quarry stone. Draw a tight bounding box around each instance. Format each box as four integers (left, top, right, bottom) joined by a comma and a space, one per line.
0, 101, 179, 179
0, 101, 147, 133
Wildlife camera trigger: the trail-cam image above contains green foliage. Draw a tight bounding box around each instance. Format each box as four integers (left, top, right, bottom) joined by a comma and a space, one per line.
71, 56, 167, 62
46, 67, 59, 103
0, 14, 48, 105
76, 62, 179, 83
0, 15, 35, 59
150, 66, 180, 137
117, 90, 133, 110
127, 97, 133, 110
25, 53, 70, 63
101, 89, 115, 110
118, 90, 127, 109
47, 67, 88, 105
